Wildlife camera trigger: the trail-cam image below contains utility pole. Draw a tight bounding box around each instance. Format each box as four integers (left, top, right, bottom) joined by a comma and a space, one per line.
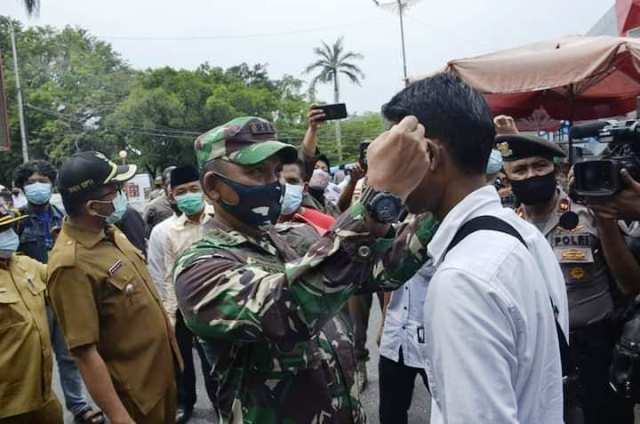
9, 21, 28, 163
397, 0, 409, 86
373, 0, 420, 87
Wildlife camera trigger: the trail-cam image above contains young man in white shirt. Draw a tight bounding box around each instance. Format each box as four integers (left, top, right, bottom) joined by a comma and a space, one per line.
366, 72, 569, 424
147, 213, 178, 299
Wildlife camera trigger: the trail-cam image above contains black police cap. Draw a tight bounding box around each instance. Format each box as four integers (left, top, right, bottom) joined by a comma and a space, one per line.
58, 151, 137, 196
495, 134, 566, 162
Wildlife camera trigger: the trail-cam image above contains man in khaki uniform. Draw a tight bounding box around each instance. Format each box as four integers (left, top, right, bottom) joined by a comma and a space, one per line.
47, 151, 181, 424
0, 205, 62, 424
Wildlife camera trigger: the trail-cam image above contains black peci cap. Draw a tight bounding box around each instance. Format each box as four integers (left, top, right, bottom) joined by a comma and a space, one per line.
495, 134, 566, 162
58, 151, 137, 196
170, 165, 199, 188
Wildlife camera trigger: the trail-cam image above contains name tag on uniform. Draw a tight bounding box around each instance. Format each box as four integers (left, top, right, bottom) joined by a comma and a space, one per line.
552, 232, 593, 248
553, 247, 594, 264
108, 260, 124, 276
552, 231, 595, 264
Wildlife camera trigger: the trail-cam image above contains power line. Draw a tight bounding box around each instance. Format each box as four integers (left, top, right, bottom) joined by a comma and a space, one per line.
97, 21, 372, 42
25, 103, 314, 144
25, 103, 196, 140
138, 125, 201, 135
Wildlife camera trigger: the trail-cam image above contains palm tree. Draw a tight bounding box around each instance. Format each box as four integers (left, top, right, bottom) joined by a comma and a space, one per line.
305, 37, 364, 161
22, 0, 40, 16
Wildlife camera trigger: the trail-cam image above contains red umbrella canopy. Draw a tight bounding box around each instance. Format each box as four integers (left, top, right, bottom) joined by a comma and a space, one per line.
441, 36, 640, 121
617, 0, 640, 35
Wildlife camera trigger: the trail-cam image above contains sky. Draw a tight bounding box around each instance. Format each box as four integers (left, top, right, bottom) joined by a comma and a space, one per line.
1, 0, 614, 113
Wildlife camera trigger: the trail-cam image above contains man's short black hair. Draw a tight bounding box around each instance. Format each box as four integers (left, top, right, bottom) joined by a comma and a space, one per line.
14, 160, 58, 188
316, 154, 331, 172
382, 72, 495, 175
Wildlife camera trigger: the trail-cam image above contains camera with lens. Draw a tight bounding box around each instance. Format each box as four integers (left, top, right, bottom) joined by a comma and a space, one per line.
570, 119, 640, 199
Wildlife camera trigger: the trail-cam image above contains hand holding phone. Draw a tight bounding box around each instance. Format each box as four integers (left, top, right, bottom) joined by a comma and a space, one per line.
315, 103, 348, 122
308, 107, 326, 130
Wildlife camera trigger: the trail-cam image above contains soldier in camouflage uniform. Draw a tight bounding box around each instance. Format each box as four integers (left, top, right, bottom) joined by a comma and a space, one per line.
173, 116, 435, 423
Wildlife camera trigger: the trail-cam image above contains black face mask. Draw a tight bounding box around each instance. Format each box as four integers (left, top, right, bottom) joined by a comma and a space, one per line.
216, 174, 283, 227
510, 172, 557, 205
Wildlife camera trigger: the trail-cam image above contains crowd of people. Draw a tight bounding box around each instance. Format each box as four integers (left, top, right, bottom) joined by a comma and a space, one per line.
2, 72, 640, 424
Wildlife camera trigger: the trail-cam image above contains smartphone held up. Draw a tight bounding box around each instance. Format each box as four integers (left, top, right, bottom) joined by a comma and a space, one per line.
314, 103, 348, 121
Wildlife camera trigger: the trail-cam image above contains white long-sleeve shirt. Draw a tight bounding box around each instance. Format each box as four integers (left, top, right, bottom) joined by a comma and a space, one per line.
423, 185, 568, 424
379, 262, 433, 368
146, 214, 177, 300
162, 205, 213, 323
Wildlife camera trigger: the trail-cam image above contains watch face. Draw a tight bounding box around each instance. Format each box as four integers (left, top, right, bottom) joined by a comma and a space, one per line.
374, 195, 402, 223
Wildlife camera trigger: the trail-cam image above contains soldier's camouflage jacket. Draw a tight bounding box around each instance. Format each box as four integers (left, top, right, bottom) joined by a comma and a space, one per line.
173, 205, 436, 423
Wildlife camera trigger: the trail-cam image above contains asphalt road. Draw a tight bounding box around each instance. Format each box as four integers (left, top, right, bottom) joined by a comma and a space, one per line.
53, 303, 430, 423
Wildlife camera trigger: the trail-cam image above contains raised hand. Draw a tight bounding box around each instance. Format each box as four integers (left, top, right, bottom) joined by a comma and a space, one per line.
308, 106, 326, 131
366, 115, 429, 201
494, 115, 519, 135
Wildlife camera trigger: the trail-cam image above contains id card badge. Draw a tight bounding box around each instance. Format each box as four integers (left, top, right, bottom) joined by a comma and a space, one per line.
417, 326, 425, 344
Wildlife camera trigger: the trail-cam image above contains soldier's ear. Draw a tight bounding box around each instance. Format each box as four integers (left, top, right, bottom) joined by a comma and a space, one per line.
202, 171, 221, 202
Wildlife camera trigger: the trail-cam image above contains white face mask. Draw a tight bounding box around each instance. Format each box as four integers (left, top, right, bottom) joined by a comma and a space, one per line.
309, 169, 330, 191
281, 184, 304, 216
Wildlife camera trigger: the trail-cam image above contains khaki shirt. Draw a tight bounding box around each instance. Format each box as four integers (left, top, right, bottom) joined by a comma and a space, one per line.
519, 190, 614, 329
47, 219, 181, 415
0, 254, 53, 418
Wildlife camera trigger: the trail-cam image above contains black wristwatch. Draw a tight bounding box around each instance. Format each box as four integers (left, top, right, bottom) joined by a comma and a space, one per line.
360, 186, 403, 224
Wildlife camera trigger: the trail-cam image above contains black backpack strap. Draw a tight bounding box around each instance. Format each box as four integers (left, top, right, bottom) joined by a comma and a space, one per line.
445, 215, 526, 257
444, 215, 572, 376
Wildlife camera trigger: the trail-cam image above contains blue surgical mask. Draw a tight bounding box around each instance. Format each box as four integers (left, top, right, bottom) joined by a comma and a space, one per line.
106, 191, 128, 225
175, 192, 205, 216
281, 184, 304, 216
24, 182, 52, 205
0, 228, 19, 258
90, 191, 128, 224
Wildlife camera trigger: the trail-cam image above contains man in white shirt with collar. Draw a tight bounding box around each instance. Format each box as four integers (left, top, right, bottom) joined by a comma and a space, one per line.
366, 72, 569, 424
148, 214, 178, 298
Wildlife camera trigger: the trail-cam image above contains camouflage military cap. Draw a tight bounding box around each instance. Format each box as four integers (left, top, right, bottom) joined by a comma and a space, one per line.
194, 117, 298, 169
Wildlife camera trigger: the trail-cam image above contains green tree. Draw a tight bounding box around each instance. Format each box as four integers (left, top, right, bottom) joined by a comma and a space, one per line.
315, 112, 385, 165
304, 37, 364, 162
0, 17, 134, 185
106, 63, 310, 176
0, 18, 378, 187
